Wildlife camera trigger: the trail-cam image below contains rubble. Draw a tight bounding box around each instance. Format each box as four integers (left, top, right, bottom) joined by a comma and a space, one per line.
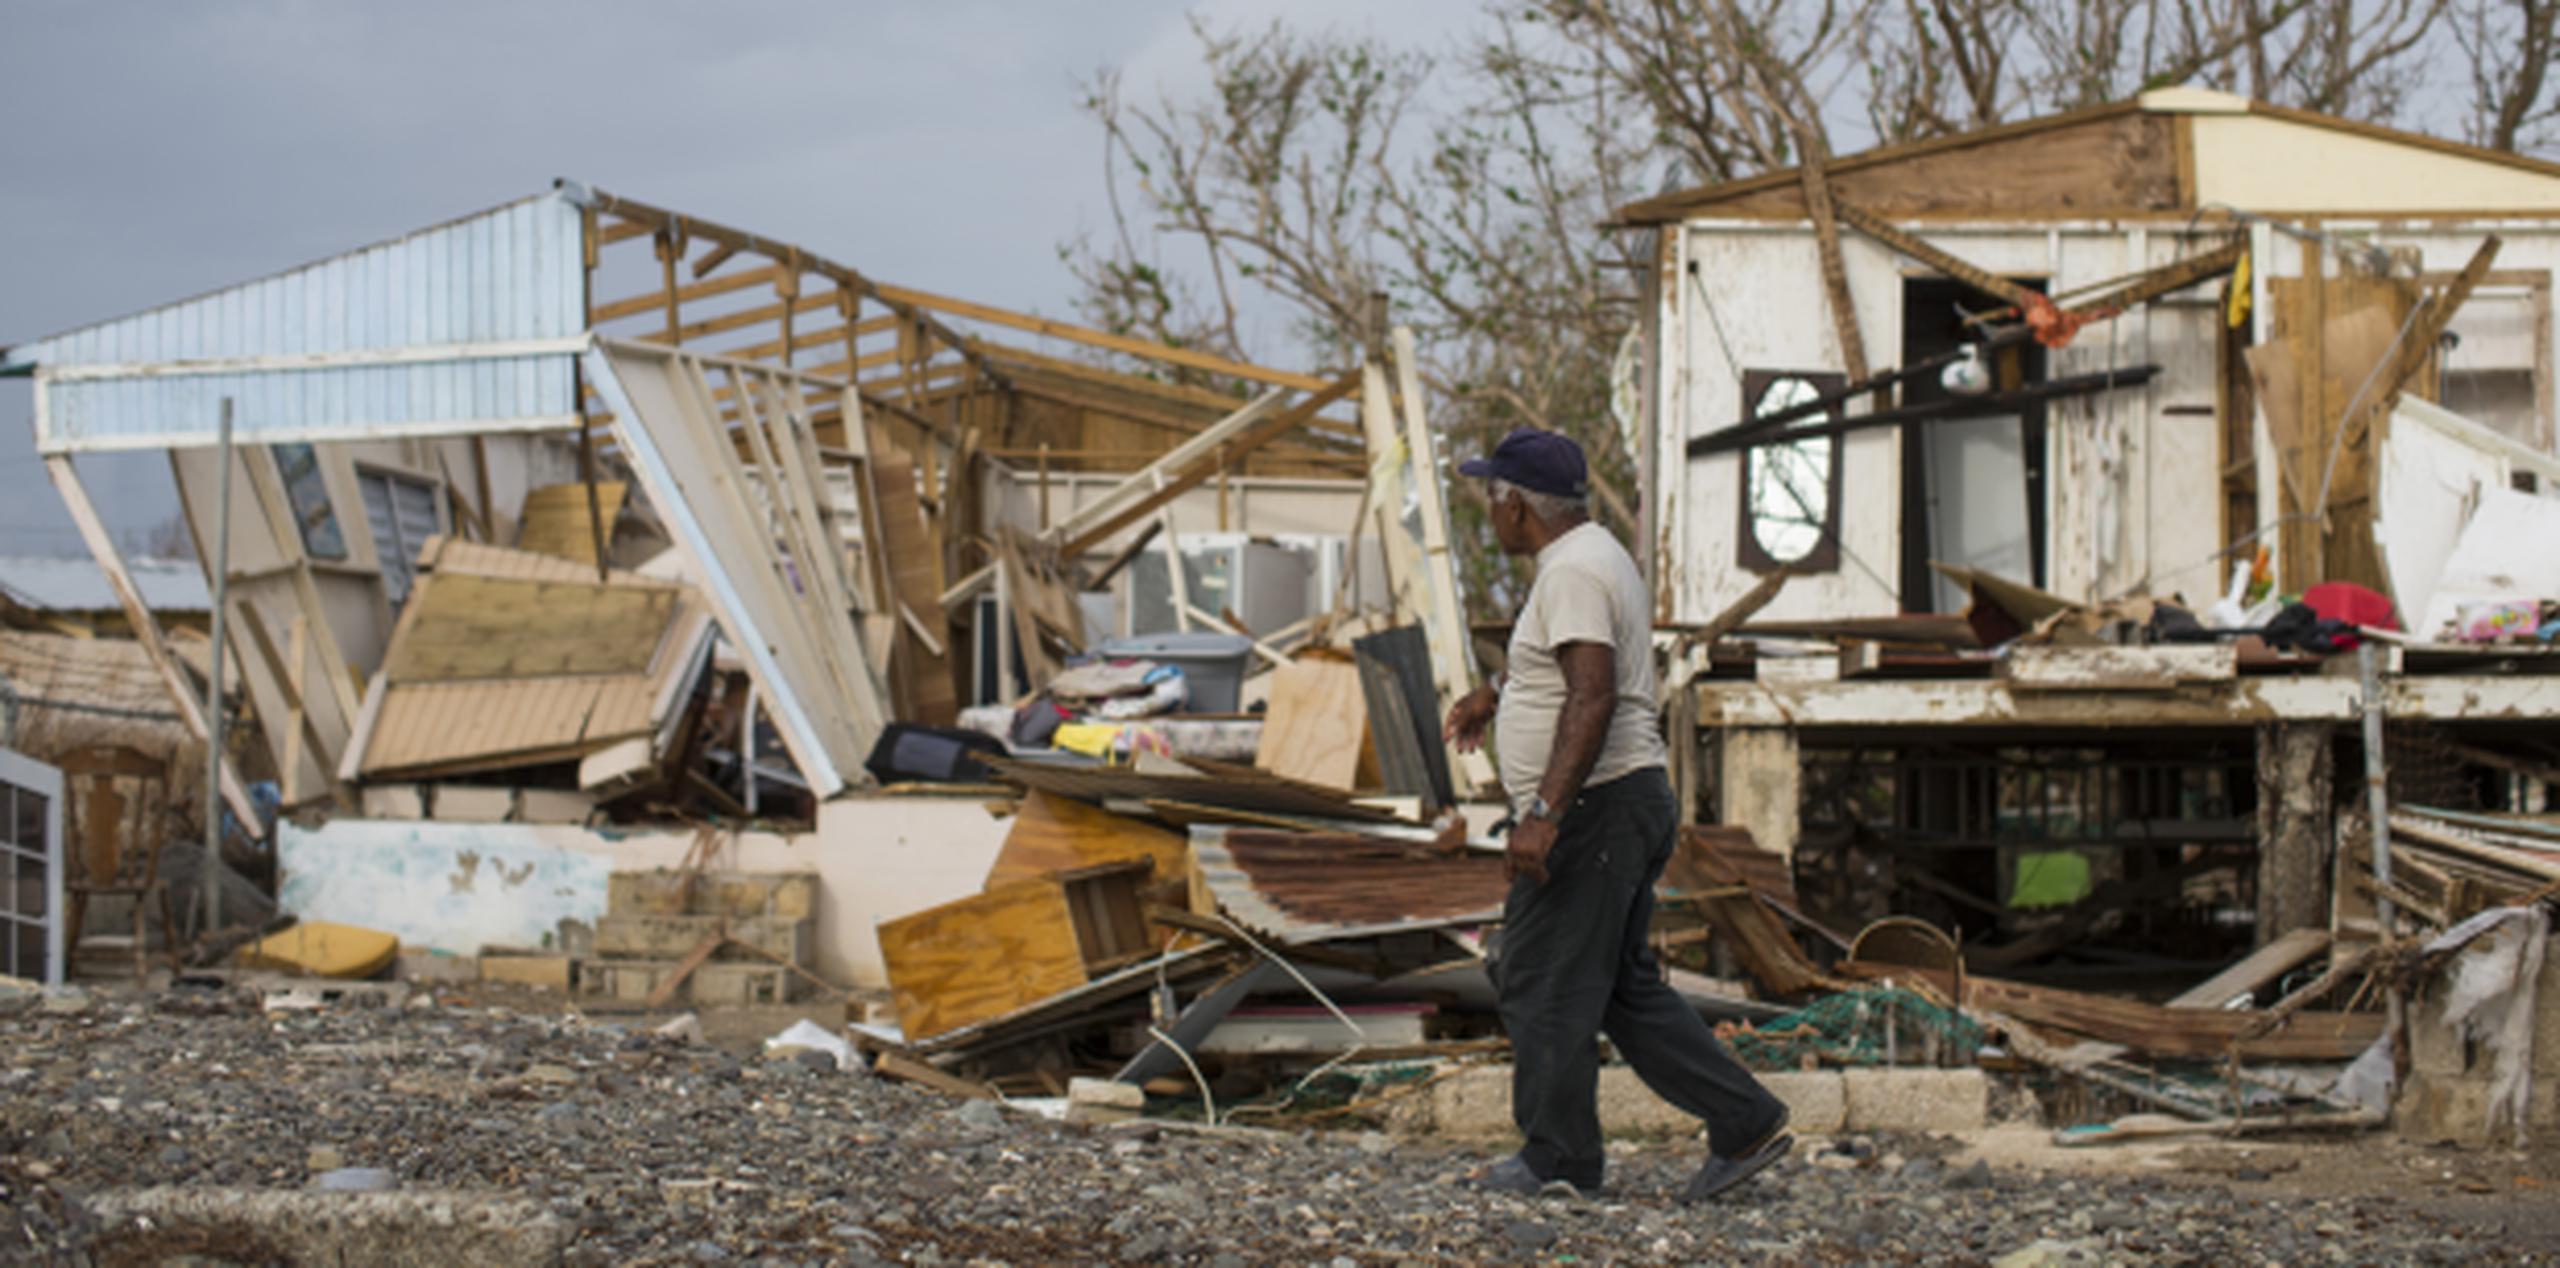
0, 995, 2537, 1265
6, 85, 2560, 1265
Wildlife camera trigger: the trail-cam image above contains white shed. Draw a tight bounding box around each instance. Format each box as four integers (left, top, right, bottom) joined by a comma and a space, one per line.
1624, 88, 2560, 628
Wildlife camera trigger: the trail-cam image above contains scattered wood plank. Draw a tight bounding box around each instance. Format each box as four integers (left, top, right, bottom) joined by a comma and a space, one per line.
645, 927, 727, 1011
2167, 928, 2330, 1011
872, 1049, 999, 1101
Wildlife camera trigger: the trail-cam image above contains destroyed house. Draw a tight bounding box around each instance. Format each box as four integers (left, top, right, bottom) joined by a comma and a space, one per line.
1618, 88, 2560, 959
0, 181, 1383, 990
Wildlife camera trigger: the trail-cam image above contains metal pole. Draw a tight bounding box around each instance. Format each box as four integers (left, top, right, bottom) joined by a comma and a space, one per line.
2359, 643, 2394, 931
202, 398, 236, 938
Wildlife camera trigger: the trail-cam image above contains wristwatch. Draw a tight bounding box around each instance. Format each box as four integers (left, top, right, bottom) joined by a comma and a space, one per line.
1524, 793, 1560, 824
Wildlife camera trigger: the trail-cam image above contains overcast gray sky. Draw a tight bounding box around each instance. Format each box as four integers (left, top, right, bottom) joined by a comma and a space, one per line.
0, 0, 1481, 557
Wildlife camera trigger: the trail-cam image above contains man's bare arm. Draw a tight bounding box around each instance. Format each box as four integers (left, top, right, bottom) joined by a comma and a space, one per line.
1536, 641, 1616, 813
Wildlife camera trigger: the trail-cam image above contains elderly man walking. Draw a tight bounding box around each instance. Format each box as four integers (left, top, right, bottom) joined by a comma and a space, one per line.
1443, 426, 1792, 1202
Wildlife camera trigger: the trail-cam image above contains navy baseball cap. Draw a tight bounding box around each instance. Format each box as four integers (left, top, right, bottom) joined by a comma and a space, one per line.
1458, 427, 1588, 498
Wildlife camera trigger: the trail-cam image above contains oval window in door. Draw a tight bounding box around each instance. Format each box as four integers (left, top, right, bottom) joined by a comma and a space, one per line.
1745, 375, 1834, 566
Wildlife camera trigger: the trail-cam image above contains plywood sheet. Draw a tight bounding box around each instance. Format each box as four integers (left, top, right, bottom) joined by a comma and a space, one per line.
1702, 112, 2179, 219
871, 455, 956, 726
984, 791, 1187, 888
1253, 656, 1369, 791
381, 574, 678, 683
516, 481, 627, 565
878, 875, 1089, 1040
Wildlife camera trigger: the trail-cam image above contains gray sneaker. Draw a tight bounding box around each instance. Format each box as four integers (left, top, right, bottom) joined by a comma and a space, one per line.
1467, 1154, 1603, 1199
1680, 1123, 1793, 1204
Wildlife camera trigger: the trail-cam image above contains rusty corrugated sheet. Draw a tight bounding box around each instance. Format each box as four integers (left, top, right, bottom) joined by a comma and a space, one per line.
1192, 826, 1507, 943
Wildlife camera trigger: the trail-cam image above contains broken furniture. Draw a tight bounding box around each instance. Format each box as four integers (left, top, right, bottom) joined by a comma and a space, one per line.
877, 861, 1155, 1041
57, 744, 180, 980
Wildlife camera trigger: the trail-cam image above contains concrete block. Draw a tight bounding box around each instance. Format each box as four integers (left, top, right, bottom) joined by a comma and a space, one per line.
86, 1188, 566, 1266
2407, 986, 2475, 1078
1066, 1077, 1144, 1125
606, 870, 818, 920
395, 950, 478, 986
578, 958, 788, 1005
2398, 1070, 2560, 1147
1761, 1071, 1849, 1134
516, 788, 595, 825
691, 962, 791, 1005
594, 913, 812, 965
431, 786, 516, 823
1403, 1064, 1845, 1140
360, 784, 427, 819
1840, 1067, 1987, 1133
477, 953, 572, 993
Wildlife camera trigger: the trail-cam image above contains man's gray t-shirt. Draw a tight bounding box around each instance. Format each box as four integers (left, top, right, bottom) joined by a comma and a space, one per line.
1492, 521, 1667, 814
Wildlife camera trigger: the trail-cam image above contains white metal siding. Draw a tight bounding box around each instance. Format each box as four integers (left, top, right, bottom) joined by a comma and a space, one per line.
8, 190, 587, 452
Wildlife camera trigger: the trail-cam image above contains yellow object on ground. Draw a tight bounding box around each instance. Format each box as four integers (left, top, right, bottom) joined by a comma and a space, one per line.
238, 921, 399, 979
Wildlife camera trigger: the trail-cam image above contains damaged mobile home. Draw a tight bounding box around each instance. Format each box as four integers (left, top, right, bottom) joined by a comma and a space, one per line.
7, 88, 2560, 1147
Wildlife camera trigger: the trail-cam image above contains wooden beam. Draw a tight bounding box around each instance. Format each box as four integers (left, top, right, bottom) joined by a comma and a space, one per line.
597, 217, 656, 246
689, 241, 742, 280
593, 262, 783, 324
873, 282, 1332, 392
1833, 199, 2040, 308
1057, 374, 1357, 557
1795, 137, 1871, 393
583, 187, 1015, 395
44, 455, 263, 838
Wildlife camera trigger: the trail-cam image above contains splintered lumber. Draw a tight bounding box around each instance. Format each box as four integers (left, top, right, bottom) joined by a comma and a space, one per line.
877, 864, 1154, 1041
1253, 655, 1371, 792
873, 1049, 999, 1100
1849, 964, 2386, 1060
1698, 892, 1848, 998
516, 481, 627, 564
381, 574, 679, 682
2168, 929, 2331, 1011
870, 454, 957, 726
984, 791, 1188, 889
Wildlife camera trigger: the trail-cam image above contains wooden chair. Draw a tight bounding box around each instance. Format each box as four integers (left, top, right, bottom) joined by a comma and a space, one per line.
57, 745, 180, 980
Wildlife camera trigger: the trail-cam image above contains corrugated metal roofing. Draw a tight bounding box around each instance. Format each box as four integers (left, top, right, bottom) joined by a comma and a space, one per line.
1190, 826, 1508, 943
5, 188, 588, 452
0, 555, 209, 614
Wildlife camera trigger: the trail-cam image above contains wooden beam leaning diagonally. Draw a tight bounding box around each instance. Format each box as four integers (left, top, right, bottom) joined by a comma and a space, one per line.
1039, 387, 1290, 548
1794, 138, 1872, 396
43, 455, 264, 838
1832, 199, 2040, 310
1055, 373, 1360, 558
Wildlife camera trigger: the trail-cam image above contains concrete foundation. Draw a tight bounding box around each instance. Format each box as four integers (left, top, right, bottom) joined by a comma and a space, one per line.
1395, 1064, 1983, 1140
86, 1188, 566, 1266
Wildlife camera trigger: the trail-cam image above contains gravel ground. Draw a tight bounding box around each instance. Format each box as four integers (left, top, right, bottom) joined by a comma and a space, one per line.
0, 983, 2547, 1266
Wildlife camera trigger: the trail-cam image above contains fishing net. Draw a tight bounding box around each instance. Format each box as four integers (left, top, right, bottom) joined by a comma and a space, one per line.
1721, 986, 1985, 1070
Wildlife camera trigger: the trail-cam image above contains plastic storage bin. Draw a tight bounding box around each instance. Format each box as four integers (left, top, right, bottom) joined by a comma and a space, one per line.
1094, 632, 1257, 713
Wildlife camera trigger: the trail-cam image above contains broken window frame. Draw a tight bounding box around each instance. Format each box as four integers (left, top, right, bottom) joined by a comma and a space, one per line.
354, 464, 447, 605
1735, 369, 1846, 575
270, 442, 349, 562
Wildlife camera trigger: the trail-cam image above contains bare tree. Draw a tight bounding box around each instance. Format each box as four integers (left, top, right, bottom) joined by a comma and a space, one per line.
1072, 0, 2540, 614
2452, 0, 2560, 151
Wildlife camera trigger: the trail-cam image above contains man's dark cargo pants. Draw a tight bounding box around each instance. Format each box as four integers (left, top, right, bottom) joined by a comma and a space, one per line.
1490, 766, 1785, 1190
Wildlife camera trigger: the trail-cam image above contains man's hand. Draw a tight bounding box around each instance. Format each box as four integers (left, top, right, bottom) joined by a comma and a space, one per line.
1442, 681, 1498, 752
1505, 813, 1557, 885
